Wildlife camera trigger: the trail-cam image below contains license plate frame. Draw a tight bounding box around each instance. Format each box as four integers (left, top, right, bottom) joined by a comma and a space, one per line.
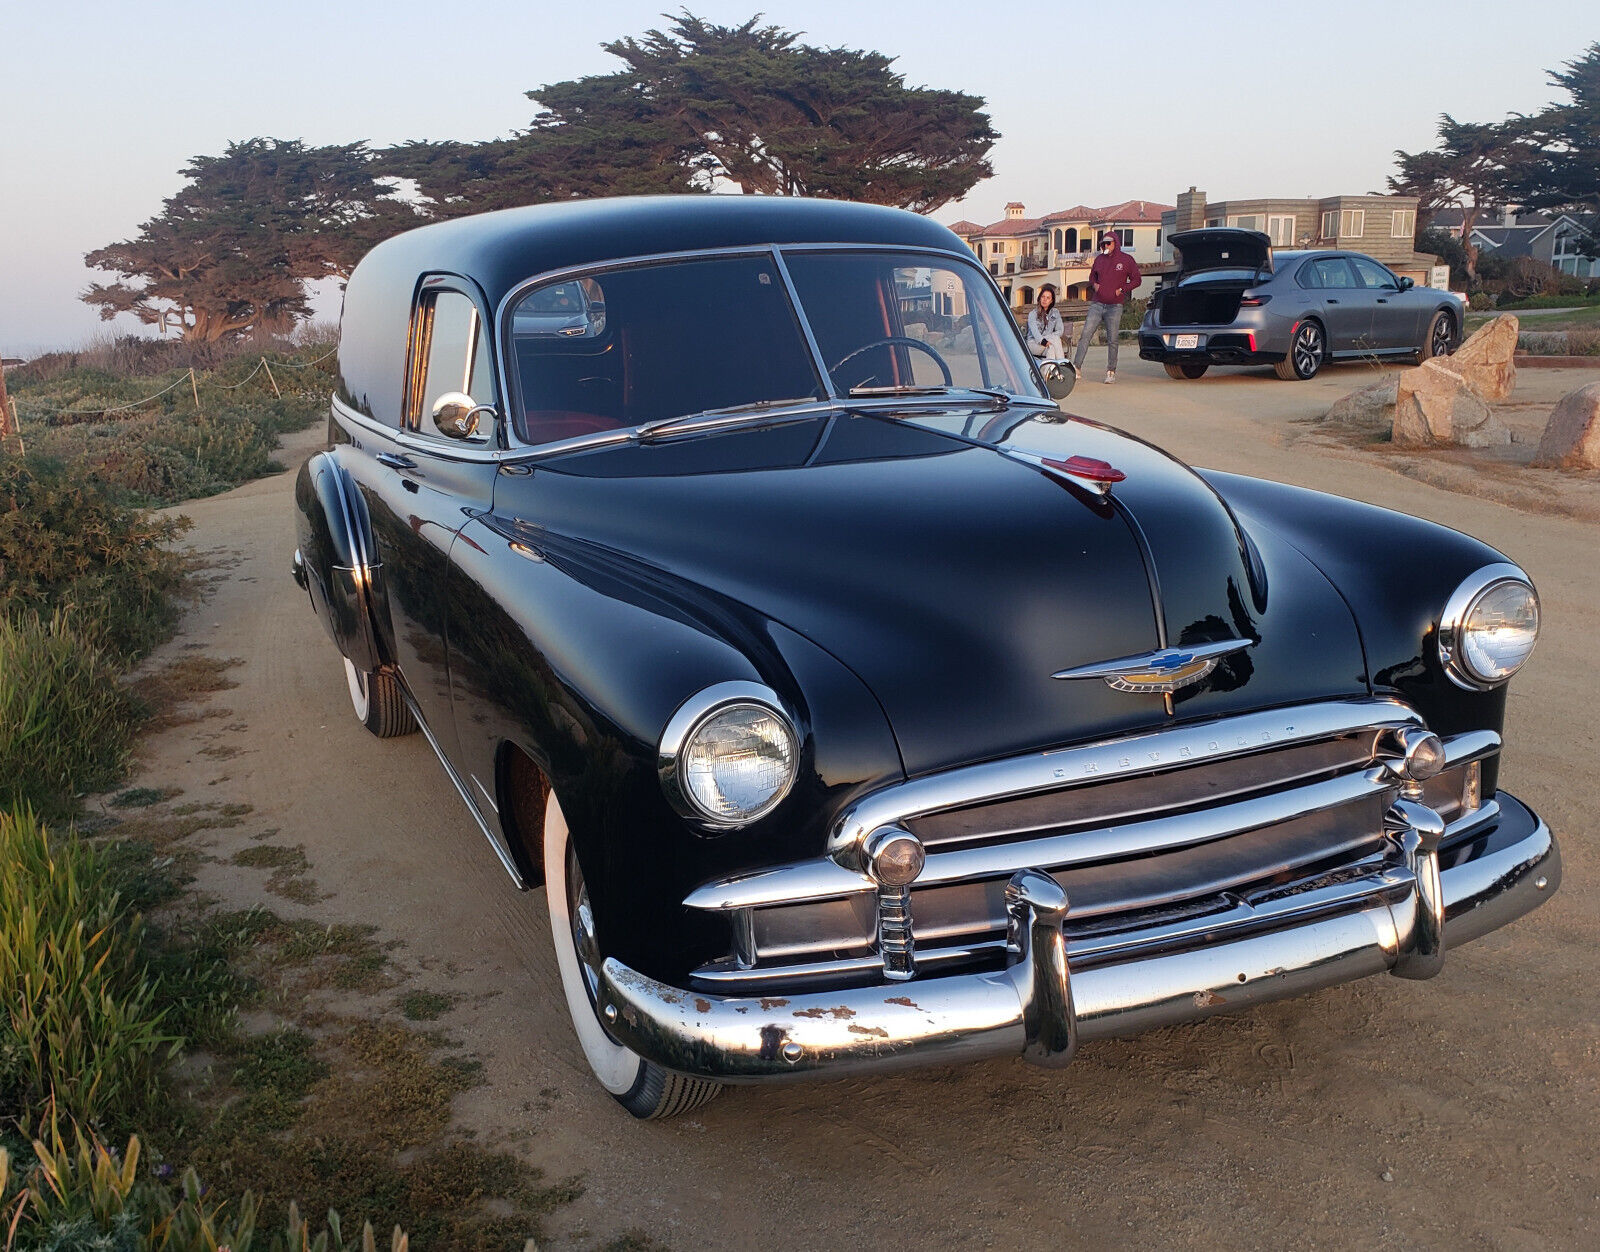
1173, 334, 1200, 350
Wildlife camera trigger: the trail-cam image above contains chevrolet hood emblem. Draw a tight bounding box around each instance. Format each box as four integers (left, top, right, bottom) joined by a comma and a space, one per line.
1051, 638, 1254, 694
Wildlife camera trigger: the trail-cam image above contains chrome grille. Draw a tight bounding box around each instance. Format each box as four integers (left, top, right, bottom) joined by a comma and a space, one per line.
685, 700, 1498, 991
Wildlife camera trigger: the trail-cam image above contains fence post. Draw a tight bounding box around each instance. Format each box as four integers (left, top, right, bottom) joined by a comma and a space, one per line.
189, 367, 202, 412
261, 357, 282, 398
0, 354, 13, 444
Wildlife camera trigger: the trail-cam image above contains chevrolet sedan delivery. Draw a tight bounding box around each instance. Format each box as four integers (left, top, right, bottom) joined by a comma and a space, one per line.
293, 196, 1558, 1119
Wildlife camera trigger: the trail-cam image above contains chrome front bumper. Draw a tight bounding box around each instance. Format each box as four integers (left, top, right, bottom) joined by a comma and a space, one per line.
597, 796, 1558, 1082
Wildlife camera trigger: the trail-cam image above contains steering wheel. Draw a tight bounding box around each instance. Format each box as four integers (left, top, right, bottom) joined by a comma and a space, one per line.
830, 336, 953, 388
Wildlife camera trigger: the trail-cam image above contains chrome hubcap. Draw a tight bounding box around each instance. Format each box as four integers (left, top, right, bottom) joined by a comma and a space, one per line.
1294, 327, 1323, 375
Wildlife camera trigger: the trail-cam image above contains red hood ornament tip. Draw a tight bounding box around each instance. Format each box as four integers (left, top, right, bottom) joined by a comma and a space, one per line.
1041, 455, 1126, 497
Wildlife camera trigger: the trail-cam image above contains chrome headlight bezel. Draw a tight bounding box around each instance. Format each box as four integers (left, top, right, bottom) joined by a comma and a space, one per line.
658, 681, 799, 829
1438, 563, 1541, 691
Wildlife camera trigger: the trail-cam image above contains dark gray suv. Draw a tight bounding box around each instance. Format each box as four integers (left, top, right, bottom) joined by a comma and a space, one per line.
1140, 228, 1462, 381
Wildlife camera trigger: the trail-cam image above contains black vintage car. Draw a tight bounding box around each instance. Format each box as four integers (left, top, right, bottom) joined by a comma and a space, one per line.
293, 196, 1558, 1119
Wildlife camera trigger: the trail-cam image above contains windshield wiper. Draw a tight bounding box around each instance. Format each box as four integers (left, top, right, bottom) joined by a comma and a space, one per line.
634, 397, 826, 443
845, 384, 1052, 408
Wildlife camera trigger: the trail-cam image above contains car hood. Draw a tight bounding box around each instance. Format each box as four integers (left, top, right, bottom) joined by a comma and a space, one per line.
1169, 228, 1273, 276
491, 408, 1368, 776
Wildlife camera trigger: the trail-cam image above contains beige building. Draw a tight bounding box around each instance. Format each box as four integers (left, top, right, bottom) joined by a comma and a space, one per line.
947, 199, 1174, 310
1160, 187, 1437, 284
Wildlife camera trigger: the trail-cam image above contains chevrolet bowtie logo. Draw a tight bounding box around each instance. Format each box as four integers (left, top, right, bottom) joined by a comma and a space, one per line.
1051, 638, 1253, 694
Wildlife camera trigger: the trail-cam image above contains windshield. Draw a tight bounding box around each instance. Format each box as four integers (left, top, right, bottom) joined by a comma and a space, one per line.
781, 251, 1043, 399
506, 248, 1042, 448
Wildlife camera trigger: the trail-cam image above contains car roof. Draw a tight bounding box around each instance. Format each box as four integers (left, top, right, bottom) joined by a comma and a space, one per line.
355, 195, 965, 311
337, 196, 970, 422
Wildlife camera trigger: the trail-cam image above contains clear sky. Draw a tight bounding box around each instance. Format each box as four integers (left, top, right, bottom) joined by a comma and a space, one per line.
1, 0, 1592, 354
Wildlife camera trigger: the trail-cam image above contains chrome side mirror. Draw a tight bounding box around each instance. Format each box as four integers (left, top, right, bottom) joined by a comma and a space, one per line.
432, 391, 495, 440
1039, 359, 1077, 401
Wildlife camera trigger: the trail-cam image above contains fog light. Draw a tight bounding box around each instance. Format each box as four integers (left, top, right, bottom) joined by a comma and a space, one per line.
863, 826, 926, 886
1383, 727, 1446, 783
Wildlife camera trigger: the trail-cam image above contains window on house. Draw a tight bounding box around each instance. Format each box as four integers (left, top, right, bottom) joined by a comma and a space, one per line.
1155, 228, 1163, 248
1391, 209, 1416, 239
1229, 215, 1263, 232
1321, 211, 1338, 239
1206, 218, 1222, 227
1118, 229, 1134, 247
1340, 209, 1365, 236
1268, 215, 1296, 246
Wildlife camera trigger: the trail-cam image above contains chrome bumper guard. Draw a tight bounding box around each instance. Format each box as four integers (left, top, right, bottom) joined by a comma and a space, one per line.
596, 801, 1558, 1082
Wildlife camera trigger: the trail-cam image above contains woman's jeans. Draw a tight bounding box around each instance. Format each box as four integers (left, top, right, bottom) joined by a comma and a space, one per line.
1072, 301, 1123, 370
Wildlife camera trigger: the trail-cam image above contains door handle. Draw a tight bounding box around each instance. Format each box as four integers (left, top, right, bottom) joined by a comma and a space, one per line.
1377, 298, 1389, 304
376, 452, 417, 470
1326, 298, 1340, 304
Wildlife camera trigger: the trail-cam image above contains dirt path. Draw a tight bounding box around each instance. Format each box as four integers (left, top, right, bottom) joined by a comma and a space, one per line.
133, 360, 1598, 1250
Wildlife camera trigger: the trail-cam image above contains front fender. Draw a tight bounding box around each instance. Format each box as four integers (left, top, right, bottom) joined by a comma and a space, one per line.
446, 513, 904, 983
1201, 470, 1513, 773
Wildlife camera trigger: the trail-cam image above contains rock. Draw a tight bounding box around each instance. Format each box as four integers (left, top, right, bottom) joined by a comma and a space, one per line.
1392, 358, 1510, 448
1534, 381, 1600, 468
1450, 313, 1518, 402
1325, 378, 1398, 429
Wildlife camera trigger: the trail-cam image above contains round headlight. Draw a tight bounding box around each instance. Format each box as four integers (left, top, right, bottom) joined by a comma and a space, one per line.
660, 684, 798, 827
1440, 566, 1540, 690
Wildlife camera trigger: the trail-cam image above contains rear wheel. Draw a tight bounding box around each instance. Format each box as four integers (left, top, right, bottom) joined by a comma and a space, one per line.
1422, 309, 1457, 360
342, 657, 417, 738
1163, 360, 1210, 380
1275, 321, 1326, 380
543, 791, 722, 1120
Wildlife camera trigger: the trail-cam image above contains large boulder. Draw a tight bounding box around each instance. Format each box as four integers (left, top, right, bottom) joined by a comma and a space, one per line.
1324, 378, 1398, 430
1534, 382, 1600, 468
1450, 313, 1519, 402
1392, 358, 1510, 448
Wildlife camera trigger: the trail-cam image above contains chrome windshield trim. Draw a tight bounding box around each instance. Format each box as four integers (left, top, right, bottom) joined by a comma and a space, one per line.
491, 241, 1047, 453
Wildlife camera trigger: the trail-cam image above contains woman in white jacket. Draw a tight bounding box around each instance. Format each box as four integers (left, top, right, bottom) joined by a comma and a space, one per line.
1026, 284, 1065, 359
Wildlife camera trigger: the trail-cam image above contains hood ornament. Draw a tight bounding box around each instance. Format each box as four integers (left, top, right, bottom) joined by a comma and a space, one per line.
1041, 455, 1125, 497
1052, 638, 1253, 694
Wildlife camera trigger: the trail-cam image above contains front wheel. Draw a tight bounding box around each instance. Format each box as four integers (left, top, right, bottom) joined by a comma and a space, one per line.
1422, 309, 1457, 360
1275, 321, 1326, 380
544, 792, 722, 1120
1164, 360, 1210, 380
342, 657, 417, 738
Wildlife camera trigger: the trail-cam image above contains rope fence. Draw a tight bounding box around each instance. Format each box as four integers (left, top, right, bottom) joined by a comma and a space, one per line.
17, 346, 338, 421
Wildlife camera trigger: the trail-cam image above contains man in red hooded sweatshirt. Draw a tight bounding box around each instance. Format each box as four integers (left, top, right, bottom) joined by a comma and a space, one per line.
1072, 232, 1142, 383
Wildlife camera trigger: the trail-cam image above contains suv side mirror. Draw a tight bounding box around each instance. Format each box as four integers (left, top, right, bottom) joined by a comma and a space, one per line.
1039, 359, 1077, 400
432, 391, 495, 440
1398, 276, 1415, 291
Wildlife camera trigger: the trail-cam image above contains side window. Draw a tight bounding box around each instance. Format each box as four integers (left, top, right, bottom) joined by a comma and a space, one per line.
410, 287, 495, 443
1350, 257, 1398, 290
1312, 257, 1357, 289
1297, 261, 1323, 289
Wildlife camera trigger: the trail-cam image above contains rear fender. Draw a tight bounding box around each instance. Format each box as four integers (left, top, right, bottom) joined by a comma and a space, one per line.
293, 451, 388, 673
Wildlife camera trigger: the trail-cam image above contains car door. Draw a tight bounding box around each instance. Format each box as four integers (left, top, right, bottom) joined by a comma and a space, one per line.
1349, 256, 1420, 350
1304, 256, 1370, 354
357, 275, 501, 764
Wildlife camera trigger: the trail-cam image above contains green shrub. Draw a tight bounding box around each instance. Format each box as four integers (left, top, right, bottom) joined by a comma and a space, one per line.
0, 456, 190, 661
0, 808, 173, 1129
0, 1126, 411, 1252
0, 614, 141, 818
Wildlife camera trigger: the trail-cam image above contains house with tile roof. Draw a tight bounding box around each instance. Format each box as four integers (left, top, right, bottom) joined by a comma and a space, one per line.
944, 199, 1174, 310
